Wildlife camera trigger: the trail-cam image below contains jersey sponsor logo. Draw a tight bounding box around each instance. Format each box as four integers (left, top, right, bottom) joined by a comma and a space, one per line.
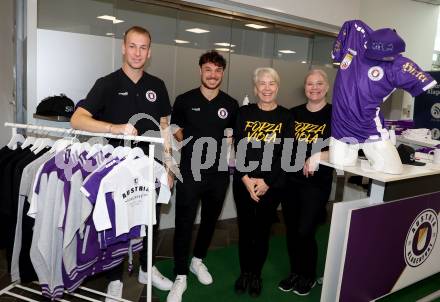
218, 108, 228, 119
430, 103, 440, 119
192, 108, 201, 111
118, 92, 128, 96
402, 62, 429, 83
340, 53, 353, 70
367, 66, 384, 81
146, 90, 157, 102
404, 209, 438, 267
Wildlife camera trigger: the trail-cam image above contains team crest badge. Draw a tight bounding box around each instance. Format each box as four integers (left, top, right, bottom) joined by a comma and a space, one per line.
431, 103, 440, 119
340, 53, 353, 70
368, 66, 384, 81
218, 108, 228, 119
146, 90, 157, 102
404, 209, 438, 267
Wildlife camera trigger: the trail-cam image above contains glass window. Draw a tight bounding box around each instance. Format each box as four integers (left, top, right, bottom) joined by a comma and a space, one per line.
34, 0, 336, 109
311, 35, 335, 66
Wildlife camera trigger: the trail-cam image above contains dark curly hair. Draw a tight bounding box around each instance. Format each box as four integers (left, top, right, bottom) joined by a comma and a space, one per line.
199, 50, 227, 69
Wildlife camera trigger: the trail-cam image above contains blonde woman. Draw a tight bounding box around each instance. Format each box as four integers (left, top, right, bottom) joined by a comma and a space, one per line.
232, 67, 290, 297
279, 69, 333, 296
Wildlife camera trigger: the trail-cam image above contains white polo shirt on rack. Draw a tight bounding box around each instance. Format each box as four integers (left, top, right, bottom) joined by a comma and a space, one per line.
81, 154, 170, 238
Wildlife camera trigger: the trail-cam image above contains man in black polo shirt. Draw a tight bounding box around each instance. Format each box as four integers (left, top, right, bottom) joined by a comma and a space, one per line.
167, 50, 239, 302
71, 26, 173, 301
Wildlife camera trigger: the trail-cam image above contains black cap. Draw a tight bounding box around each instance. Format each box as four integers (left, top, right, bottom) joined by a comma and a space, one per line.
36, 94, 75, 118
397, 144, 426, 166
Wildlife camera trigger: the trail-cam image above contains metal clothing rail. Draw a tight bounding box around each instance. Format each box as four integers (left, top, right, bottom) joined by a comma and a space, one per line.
2, 122, 160, 302
4, 122, 164, 144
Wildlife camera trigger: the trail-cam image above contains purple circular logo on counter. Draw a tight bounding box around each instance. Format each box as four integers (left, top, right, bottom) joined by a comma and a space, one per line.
404, 209, 438, 267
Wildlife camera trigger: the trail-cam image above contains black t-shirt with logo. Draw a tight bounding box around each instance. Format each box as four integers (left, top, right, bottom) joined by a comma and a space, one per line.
289, 103, 333, 184
81, 68, 172, 136
234, 104, 291, 188
171, 88, 239, 176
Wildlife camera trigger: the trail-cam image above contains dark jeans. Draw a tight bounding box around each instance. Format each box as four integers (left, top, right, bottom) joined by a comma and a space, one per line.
281, 176, 331, 279
232, 176, 281, 277
173, 173, 229, 275
107, 203, 162, 281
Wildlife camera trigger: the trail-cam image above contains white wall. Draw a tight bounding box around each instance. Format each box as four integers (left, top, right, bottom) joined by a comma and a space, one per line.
0, 0, 15, 145
360, 0, 439, 119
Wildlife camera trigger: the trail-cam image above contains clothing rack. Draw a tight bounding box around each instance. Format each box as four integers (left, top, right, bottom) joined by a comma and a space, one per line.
2, 122, 162, 302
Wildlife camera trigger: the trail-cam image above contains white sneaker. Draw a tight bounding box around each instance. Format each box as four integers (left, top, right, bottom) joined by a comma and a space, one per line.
166, 275, 187, 302
189, 257, 213, 285
138, 265, 173, 291
105, 280, 123, 302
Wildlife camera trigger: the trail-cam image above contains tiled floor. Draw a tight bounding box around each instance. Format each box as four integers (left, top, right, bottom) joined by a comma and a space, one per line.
0, 200, 336, 302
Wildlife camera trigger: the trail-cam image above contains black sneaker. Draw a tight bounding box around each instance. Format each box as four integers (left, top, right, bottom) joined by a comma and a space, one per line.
234, 273, 250, 294
248, 275, 262, 298
278, 273, 299, 292
292, 276, 316, 296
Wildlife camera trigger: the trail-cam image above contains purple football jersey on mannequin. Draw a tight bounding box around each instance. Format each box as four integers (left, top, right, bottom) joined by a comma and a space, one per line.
331, 20, 436, 143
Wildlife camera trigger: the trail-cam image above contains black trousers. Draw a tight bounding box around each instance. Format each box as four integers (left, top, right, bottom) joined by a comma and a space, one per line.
232, 176, 281, 277
107, 203, 162, 281
281, 176, 331, 279
173, 172, 229, 275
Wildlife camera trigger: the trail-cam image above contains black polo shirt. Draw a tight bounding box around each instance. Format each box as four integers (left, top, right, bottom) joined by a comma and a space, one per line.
171, 88, 239, 176
80, 68, 171, 136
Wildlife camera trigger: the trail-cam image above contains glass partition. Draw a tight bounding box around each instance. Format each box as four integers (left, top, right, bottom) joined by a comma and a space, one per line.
35, 0, 336, 109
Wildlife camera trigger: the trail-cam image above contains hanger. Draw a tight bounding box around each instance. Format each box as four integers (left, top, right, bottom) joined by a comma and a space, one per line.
112, 146, 131, 158
7, 133, 25, 150
69, 141, 85, 157
101, 144, 114, 155
86, 143, 103, 159
127, 146, 145, 160
81, 142, 91, 152
112, 146, 124, 158
33, 138, 54, 154
30, 138, 43, 152
47, 138, 67, 154
21, 136, 36, 149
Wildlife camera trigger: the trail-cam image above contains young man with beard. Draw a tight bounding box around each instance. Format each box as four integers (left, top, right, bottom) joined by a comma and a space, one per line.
71, 26, 174, 301
167, 50, 239, 302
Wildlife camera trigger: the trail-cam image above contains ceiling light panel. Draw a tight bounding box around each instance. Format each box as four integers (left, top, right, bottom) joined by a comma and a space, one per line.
214, 42, 236, 47
185, 28, 210, 34
215, 48, 233, 52
174, 39, 190, 44
97, 15, 124, 24
245, 24, 268, 30
278, 50, 296, 54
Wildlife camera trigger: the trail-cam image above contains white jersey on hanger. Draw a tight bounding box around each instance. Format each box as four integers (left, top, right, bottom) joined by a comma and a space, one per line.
82, 155, 170, 237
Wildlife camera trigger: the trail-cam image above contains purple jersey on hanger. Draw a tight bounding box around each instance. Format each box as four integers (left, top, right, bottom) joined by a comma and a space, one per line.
331, 20, 437, 143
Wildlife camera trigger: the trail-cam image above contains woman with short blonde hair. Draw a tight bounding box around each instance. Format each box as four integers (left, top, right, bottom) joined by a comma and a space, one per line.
232, 67, 290, 297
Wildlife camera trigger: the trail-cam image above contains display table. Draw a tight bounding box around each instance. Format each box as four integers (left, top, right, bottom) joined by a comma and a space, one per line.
321, 159, 440, 202
397, 135, 440, 148
321, 159, 440, 302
